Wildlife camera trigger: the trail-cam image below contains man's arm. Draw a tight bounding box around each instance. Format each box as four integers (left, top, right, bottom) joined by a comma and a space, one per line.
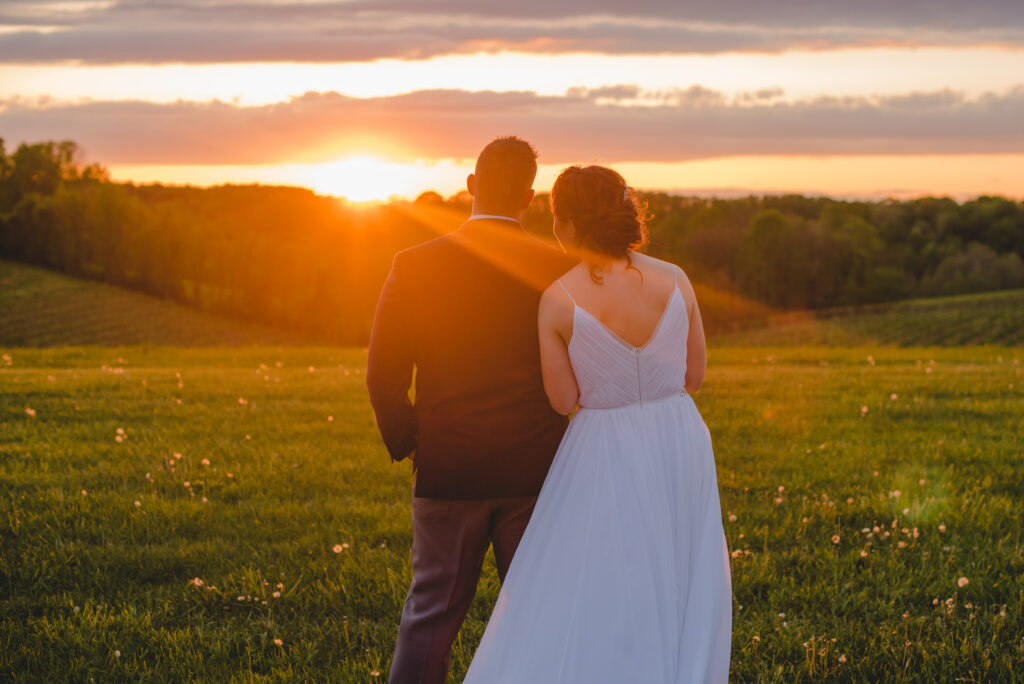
365, 253, 417, 462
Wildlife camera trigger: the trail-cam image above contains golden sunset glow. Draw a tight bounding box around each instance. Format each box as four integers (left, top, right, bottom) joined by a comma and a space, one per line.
6, 48, 1024, 105
109, 154, 1024, 202
303, 156, 429, 203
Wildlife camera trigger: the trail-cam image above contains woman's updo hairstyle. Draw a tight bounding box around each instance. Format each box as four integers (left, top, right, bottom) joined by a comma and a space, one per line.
550, 165, 648, 278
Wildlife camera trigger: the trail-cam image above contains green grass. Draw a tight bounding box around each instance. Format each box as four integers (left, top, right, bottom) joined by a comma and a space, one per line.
2, 345, 1022, 681
720, 289, 1024, 347
0, 259, 299, 347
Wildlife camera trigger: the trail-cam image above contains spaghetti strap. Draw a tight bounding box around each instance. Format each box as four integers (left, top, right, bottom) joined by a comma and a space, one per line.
556, 279, 577, 306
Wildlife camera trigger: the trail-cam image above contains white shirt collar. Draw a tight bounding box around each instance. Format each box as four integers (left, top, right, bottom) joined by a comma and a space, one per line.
468, 214, 520, 224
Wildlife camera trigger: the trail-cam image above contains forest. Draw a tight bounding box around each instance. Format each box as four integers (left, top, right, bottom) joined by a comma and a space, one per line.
2, 139, 1023, 343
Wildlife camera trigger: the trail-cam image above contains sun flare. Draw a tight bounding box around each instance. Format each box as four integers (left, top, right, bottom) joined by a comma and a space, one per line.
302, 156, 468, 203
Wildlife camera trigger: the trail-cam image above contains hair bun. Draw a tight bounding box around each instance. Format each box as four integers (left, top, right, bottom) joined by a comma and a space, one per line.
551, 165, 647, 259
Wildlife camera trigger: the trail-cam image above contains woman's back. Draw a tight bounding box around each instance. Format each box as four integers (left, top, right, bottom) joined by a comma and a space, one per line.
557, 252, 682, 349
546, 253, 707, 411
556, 255, 693, 409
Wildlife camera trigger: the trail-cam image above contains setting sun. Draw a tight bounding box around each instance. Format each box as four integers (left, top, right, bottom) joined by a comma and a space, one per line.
301, 156, 469, 202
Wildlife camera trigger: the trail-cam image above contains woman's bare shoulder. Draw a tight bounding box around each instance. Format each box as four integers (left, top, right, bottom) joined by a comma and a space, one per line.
632, 253, 689, 282
634, 254, 697, 306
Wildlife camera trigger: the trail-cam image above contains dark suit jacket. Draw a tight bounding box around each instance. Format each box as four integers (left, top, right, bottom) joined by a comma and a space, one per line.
366, 218, 576, 499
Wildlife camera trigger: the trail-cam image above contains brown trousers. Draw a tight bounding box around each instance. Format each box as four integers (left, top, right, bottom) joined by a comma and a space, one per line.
387, 489, 537, 684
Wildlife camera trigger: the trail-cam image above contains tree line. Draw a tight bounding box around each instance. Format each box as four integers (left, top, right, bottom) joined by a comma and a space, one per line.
2, 139, 1023, 343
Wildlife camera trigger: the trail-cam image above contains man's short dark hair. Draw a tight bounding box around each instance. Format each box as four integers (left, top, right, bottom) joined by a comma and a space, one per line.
473, 136, 538, 211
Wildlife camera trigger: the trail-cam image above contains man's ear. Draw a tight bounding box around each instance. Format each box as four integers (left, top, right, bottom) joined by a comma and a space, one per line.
466, 173, 476, 197
522, 188, 535, 210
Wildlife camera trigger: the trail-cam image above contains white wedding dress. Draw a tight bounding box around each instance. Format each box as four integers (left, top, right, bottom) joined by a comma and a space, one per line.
463, 280, 732, 683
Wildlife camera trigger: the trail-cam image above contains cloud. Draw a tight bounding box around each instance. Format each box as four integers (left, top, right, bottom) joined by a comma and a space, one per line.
1, 0, 1023, 63
3, 86, 1024, 165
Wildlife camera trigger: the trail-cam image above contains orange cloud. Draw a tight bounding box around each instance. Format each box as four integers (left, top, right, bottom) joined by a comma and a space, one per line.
3, 87, 1024, 166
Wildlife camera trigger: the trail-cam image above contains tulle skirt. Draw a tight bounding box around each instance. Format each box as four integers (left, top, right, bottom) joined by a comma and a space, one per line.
464, 393, 732, 683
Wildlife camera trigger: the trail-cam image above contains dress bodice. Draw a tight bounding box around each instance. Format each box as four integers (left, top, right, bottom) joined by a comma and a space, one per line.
565, 285, 689, 409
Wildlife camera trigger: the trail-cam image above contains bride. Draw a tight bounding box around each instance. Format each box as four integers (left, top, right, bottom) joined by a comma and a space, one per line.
464, 165, 732, 683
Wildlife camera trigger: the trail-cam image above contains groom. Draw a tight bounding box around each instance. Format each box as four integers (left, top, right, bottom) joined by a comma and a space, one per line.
366, 136, 575, 683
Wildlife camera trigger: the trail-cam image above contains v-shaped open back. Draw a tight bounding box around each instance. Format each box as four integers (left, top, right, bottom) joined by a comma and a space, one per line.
557, 279, 689, 409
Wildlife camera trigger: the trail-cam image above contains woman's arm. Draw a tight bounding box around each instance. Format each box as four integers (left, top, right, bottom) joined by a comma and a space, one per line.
676, 267, 707, 393
538, 285, 580, 415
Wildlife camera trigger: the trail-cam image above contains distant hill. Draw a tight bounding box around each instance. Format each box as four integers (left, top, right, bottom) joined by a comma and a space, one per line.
0, 259, 302, 347
718, 288, 1024, 347
3, 259, 1022, 349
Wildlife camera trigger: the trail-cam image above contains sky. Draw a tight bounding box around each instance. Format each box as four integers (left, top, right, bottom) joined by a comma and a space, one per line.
2, 1, 1024, 201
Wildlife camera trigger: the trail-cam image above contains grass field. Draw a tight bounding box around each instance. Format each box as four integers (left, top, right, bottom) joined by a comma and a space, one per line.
717, 289, 1024, 348
0, 260, 298, 347
2, 344, 1022, 682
